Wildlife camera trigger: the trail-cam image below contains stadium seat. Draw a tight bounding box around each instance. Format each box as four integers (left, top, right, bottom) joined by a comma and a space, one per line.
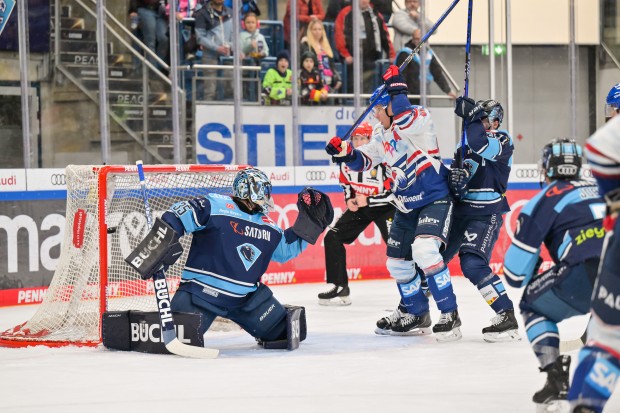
259, 20, 284, 56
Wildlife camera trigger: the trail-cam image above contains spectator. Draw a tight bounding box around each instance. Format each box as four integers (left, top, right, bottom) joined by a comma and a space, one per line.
299, 51, 328, 105
224, 0, 260, 19
301, 18, 342, 94
283, 0, 325, 50
240, 12, 269, 64
128, 0, 170, 67
262, 51, 293, 105
194, 0, 235, 100
325, 0, 393, 24
166, 0, 197, 20
335, 0, 395, 93
395, 29, 456, 104
391, 0, 434, 51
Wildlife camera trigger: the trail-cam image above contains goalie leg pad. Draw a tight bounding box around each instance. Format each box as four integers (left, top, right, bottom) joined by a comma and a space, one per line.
102, 310, 204, 354
260, 305, 307, 350
229, 284, 288, 341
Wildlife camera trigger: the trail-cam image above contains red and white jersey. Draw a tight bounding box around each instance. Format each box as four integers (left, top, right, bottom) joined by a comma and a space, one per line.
339, 161, 392, 207
354, 106, 450, 212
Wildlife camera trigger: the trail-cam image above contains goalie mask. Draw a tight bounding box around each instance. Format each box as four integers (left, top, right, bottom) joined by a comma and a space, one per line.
540, 138, 583, 181
233, 168, 273, 214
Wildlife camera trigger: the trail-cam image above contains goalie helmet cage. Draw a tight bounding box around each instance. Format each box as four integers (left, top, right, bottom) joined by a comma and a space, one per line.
0, 164, 247, 348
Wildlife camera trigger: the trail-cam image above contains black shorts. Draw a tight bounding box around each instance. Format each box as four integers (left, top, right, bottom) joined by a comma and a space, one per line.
387, 197, 453, 259
442, 214, 503, 263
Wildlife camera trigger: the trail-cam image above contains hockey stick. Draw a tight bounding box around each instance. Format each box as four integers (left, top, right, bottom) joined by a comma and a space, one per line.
458, 0, 474, 168
136, 160, 219, 359
560, 328, 587, 353
340, 0, 461, 141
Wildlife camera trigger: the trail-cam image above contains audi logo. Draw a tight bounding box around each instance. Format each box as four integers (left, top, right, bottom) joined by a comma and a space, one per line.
50, 174, 67, 186
514, 168, 540, 179
305, 171, 326, 181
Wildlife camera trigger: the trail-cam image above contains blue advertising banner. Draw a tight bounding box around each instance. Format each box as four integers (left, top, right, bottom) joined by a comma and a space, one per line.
0, 0, 16, 37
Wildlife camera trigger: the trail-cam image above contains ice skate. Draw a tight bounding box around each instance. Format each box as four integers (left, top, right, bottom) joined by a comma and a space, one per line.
375, 308, 405, 335
432, 310, 462, 342
533, 355, 571, 413
482, 309, 521, 342
318, 284, 351, 306
391, 311, 432, 336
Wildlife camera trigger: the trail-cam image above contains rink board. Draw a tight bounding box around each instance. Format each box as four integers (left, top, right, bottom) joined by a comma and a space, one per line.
0, 165, 559, 306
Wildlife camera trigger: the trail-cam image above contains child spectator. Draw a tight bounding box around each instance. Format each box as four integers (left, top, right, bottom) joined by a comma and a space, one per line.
299, 51, 328, 105
262, 51, 293, 105
240, 12, 269, 64
301, 18, 342, 94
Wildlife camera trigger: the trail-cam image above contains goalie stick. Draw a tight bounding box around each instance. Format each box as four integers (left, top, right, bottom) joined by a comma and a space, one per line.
135, 160, 219, 359
340, 0, 461, 141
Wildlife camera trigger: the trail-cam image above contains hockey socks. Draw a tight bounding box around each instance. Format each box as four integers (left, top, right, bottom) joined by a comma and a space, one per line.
425, 264, 457, 313
568, 345, 620, 413
396, 272, 429, 316
523, 312, 560, 369
475, 273, 514, 314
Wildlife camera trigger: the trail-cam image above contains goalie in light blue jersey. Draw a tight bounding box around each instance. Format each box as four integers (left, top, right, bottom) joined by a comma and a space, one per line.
128, 168, 334, 350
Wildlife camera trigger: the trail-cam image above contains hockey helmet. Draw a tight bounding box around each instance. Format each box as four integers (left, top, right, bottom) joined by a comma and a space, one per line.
476, 99, 504, 125
352, 122, 373, 138
605, 83, 620, 119
540, 138, 583, 180
370, 86, 390, 109
233, 168, 273, 213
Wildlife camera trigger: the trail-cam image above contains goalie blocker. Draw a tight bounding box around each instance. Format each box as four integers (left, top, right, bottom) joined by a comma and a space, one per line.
125, 217, 183, 279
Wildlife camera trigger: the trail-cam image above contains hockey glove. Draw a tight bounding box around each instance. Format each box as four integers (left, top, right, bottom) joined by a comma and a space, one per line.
448, 168, 471, 200
603, 187, 620, 231
292, 187, 334, 244
325, 136, 355, 163
382, 65, 408, 97
125, 217, 184, 280
455, 96, 486, 123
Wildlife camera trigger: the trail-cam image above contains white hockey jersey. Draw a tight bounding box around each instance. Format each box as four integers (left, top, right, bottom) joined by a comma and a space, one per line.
350, 106, 450, 212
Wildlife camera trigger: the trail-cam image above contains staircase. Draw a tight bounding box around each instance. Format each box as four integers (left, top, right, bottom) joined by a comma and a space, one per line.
51, 0, 193, 164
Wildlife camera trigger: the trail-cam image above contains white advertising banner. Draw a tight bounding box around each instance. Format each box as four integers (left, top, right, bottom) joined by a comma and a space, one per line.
195, 105, 458, 166
0, 169, 26, 192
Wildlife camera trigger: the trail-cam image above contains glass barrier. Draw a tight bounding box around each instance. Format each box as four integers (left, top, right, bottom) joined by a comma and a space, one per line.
6, 0, 603, 168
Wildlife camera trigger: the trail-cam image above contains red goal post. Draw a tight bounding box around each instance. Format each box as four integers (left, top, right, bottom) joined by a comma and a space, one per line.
0, 164, 247, 348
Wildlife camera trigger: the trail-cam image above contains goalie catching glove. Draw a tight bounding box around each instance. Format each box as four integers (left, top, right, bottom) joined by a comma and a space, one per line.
292, 187, 334, 244
125, 217, 183, 279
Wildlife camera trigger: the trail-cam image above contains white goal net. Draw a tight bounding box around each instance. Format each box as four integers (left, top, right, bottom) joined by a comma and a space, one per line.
0, 164, 244, 347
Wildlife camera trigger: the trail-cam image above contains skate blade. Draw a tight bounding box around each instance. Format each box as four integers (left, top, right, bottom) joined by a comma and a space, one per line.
535, 400, 569, 413
318, 297, 352, 306
483, 329, 521, 343
391, 327, 432, 337
435, 327, 463, 342
374, 327, 392, 336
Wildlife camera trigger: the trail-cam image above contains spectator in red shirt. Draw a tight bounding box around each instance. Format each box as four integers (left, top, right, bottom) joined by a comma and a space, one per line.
283, 0, 325, 50
334, 0, 395, 93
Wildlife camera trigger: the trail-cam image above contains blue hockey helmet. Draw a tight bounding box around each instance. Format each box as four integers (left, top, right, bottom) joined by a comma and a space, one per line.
370, 86, 390, 109
605, 83, 620, 120
540, 138, 583, 180
233, 167, 273, 213
476, 99, 504, 125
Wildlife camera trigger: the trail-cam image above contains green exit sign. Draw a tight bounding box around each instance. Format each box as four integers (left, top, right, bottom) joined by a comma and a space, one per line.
482, 44, 507, 56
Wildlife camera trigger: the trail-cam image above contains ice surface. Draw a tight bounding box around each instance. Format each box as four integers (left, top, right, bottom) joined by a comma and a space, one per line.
1, 278, 618, 413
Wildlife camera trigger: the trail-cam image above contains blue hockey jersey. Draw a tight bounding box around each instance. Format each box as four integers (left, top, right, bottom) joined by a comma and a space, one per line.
161, 193, 308, 307
503, 179, 606, 288
452, 121, 513, 216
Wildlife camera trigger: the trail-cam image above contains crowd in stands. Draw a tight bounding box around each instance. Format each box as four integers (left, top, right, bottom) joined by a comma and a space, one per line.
128, 0, 455, 105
